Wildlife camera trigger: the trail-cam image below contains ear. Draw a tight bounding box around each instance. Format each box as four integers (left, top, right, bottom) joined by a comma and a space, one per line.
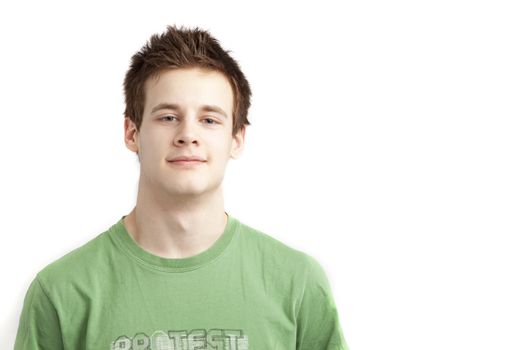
124, 117, 140, 154
230, 125, 246, 159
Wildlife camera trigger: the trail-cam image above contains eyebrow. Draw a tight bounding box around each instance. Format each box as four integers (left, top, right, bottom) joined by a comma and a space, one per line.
150, 103, 228, 118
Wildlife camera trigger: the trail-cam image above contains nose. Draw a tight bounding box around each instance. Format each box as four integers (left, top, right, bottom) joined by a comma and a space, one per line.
174, 118, 199, 146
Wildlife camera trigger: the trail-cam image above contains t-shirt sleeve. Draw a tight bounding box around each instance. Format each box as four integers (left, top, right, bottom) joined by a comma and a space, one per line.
14, 274, 64, 350
296, 255, 349, 350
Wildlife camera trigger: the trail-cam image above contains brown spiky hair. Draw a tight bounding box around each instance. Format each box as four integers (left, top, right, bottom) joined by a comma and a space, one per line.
122, 24, 252, 137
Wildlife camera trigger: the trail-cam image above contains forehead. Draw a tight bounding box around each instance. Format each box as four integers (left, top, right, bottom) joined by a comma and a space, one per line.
143, 67, 234, 116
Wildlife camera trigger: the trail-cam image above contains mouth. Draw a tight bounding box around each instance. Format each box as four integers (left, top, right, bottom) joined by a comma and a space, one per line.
168, 160, 206, 166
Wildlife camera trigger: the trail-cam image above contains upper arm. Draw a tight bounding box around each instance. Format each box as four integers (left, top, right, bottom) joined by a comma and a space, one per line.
14, 275, 64, 350
295, 255, 349, 350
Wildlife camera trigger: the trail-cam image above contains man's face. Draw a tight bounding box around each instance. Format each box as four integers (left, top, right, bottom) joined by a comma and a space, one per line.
124, 67, 245, 199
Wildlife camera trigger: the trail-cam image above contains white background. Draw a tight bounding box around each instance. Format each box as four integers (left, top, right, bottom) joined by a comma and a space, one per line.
1, 0, 524, 349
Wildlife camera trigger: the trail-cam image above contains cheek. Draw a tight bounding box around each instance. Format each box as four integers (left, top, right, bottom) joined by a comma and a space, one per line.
221, 140, 235, 159
208, 135, 232, 153
139, 134, 165, 160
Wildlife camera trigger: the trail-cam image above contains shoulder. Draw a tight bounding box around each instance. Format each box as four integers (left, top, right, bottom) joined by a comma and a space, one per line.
35, 224, 114, 294
234, 218, 320, 274
233, 218, 332, 308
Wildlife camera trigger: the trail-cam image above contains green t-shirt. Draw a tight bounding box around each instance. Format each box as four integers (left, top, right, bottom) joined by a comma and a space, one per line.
15, 212, 349, 349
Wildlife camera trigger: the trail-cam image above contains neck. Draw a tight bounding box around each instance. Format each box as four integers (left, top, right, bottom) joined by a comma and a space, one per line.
123, 175, 228, 259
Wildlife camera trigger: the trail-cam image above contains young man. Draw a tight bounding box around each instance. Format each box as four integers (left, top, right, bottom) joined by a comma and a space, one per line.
14, 24, 349, 349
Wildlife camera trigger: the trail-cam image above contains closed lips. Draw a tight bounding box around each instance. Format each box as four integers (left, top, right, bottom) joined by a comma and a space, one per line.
168, 156, 206, 162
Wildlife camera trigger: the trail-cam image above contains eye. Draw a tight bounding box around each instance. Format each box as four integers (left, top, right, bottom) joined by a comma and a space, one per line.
160, 115, 176, 122
203, 117, 219, 125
